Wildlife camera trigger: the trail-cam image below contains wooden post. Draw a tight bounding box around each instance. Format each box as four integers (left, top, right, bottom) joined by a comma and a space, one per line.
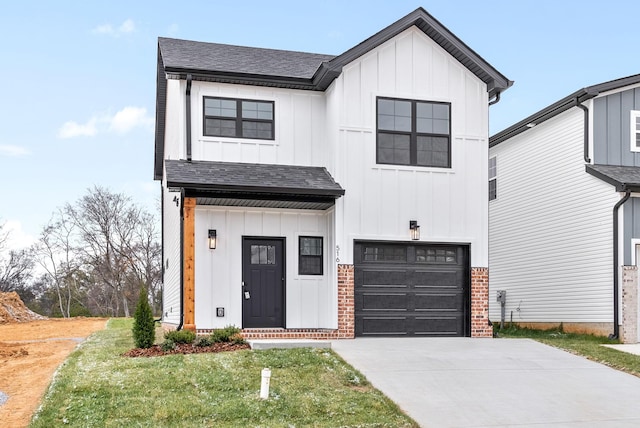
183, 197, 196, 331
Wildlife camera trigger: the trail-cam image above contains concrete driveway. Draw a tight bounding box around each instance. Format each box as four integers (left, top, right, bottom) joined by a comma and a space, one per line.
331, 338, 640, 427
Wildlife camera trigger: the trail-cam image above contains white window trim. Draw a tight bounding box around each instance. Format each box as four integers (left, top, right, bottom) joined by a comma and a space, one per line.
630, 110, 640, 153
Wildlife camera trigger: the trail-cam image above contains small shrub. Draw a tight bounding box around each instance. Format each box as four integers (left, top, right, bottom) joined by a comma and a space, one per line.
194, 336, 214, 347
164, 329, 196, 344
230, 332, 246, 345
132, 288, 155, 349
211, 325, 242, 343
161, 339, 176, 352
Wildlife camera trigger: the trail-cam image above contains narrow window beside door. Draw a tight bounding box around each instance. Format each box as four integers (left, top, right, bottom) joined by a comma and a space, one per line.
299, 236, 323, 275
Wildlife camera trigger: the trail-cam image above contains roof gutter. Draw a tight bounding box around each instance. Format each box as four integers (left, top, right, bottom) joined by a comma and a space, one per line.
186, 74, 192, 162
488, 91, 501, 106
611, 189, 631, 340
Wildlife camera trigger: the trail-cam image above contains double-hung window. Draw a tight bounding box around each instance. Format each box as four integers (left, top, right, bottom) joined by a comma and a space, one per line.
299, 236, 323, 275
203, 96, 274, 140
489, 156, 497, 201
631, 110, 640, 152
377, 97, 451, 167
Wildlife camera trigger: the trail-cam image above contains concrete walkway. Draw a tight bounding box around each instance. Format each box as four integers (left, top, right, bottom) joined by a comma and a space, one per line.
331, 338, 640, 427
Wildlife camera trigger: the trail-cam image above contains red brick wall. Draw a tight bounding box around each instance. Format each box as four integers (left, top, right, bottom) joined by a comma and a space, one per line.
471, 267, 492, 337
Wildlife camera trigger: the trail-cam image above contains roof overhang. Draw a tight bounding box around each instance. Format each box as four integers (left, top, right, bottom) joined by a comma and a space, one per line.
586, 164, 640, 193
491, 73, 640, 147
166, 159, 344, 210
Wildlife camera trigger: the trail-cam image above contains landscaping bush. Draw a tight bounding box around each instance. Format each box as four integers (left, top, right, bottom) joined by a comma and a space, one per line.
132, 288, 155, 349
164, 329, 196, 344
194, 336, 214, 347
211, 325, 243, 343
161, 339, 176, 352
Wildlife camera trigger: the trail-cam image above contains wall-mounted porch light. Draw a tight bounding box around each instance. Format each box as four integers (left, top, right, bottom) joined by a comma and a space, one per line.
409, 220, 420, 240
208, 229, 217, 249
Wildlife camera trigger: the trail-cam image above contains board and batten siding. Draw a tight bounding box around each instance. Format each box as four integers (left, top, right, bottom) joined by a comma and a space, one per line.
593, 86, 640, 166
189, 82, 329, 170
193, 207, 336, 330
161, 184, 182, 325
329, 27, 489, 267
489, 108, 620, 323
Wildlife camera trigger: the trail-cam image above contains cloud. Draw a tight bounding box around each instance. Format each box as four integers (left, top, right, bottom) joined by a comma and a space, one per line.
58, 106, 153, 139
2, 220, 37, 250
0, 144, 30, 157
109, 107, 153, 134
92, 19, 136, 37
57, 118, 98, 139
167, 23, 179, 36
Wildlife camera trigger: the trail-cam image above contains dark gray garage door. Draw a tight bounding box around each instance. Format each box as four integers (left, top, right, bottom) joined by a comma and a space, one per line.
354, 241, 470, 337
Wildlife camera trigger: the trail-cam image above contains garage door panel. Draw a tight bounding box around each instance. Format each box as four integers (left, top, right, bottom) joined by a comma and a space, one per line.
361, 269, 409, 287
360, 293, 408, 311
354, 241, 470, 337
414, 293, 462, 311
359, 317, 409, 336
414, 316, 462, 336
413, 270, 461, 287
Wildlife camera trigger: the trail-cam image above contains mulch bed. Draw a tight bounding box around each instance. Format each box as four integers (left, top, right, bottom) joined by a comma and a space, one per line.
123, 342, 250, 357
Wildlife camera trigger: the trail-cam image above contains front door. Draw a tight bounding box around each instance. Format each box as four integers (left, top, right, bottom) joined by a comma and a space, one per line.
242, 238, 285, 328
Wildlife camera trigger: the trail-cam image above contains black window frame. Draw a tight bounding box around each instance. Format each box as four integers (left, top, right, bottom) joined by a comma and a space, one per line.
376, 97, 451, 168
298, 236, 323, 275
203, 96, 275, 140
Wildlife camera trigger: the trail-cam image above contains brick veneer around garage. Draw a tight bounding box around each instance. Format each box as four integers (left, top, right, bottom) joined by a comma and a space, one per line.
471, 267, 492, 337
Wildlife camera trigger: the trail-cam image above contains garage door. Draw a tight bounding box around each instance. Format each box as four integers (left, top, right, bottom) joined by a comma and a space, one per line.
354, 241, 470, 337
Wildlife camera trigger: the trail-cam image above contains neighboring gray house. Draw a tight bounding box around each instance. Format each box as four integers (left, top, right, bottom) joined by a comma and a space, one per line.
489, 73, 640, 343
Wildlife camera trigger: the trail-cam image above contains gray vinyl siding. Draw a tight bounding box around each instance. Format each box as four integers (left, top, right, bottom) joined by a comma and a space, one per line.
593, 87, 640, 166
623, 197, 640, 265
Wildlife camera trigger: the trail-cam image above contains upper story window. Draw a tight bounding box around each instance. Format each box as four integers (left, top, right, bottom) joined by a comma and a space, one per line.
631, 111, 640, 153
489, 156, 497, 201
377, 97, 451, 168
203, 97, 274, 140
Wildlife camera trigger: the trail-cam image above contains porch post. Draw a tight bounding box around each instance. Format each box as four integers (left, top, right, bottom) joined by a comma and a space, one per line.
183, 197, 196, 331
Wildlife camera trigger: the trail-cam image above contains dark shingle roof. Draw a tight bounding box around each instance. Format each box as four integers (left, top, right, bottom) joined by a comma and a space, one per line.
159, 38, 335, 80
165, 159, 344, 197
586, 164, 640, 192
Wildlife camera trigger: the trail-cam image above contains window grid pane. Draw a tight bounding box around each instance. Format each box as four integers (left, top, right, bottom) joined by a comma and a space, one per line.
251, 245, 276, 265
204, 97, 274, 140
377, 98, 450, 168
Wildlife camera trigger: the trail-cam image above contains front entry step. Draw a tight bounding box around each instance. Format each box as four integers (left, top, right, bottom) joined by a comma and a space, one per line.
248, 339, 332, 350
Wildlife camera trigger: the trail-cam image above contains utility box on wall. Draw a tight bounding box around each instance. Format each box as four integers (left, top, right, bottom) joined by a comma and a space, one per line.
496, 290, 506, 303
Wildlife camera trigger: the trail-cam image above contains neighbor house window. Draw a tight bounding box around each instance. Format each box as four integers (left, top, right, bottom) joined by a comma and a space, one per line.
299, 236, 323, 275
377, 97, 451, 167
203, 97, 274, 140
631, 111, 640, 152
489, 156, 497, 201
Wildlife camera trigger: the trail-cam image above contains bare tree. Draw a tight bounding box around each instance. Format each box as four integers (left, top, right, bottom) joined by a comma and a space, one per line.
65, 186, 161, 317
36, 210, 81, 317
0, 221, 35, 293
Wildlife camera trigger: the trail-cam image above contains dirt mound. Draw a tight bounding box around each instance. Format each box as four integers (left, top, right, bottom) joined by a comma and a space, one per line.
0, 292, 46, 324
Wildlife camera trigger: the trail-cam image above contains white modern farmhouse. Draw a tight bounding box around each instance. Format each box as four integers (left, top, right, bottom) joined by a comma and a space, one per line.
154, 8, 511, 338
489, 73, 640, 343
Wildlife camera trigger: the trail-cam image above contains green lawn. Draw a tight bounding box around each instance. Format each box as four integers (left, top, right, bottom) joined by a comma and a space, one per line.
496, 324, 640, 378
31, 319, 417, 427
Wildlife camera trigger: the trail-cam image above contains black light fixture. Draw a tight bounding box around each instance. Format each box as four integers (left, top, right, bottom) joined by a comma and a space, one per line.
409, 220, 420, 240
208, 229, 217, 249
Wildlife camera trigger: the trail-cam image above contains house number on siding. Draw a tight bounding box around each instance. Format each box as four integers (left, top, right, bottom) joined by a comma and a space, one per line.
336, 245, 340, 263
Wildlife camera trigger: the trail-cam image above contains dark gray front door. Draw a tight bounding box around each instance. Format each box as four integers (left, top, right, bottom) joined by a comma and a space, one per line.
242, 238, 285, 328
354, 241, 470, 337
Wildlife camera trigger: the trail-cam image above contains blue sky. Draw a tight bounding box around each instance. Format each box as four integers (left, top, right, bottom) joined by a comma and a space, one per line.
1, 0, 638, 249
